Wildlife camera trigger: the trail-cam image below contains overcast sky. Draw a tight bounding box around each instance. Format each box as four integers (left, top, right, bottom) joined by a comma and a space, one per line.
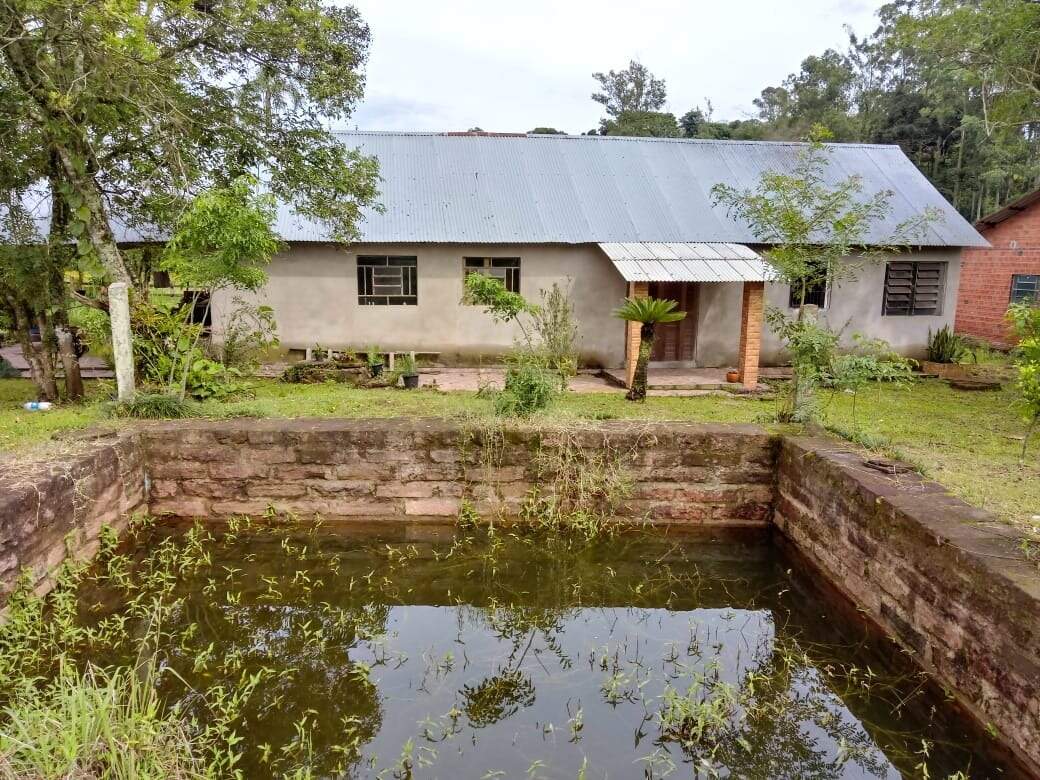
347, 0, 886, 134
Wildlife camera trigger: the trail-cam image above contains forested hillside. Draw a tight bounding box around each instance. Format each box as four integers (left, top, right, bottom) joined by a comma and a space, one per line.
595, 1, 1040, 220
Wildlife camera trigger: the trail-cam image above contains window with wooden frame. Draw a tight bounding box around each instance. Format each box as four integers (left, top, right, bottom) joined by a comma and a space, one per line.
463, 257, 521, 293
1010, 274, 1039, 305
357, 255, 418, 305
882, 261, 946, 316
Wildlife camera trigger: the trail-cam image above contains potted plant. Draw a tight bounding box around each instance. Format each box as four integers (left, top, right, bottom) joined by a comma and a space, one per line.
725, 369, 740, 383
921, 326, 966, 378
398, 353, 419, 389
366, 346, 384, 377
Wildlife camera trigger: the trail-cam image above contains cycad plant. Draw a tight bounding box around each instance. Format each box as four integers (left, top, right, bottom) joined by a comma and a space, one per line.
613, 297, 686, 401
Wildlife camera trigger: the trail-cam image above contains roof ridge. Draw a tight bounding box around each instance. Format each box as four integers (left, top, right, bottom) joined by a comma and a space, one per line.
334, 129, 899, 149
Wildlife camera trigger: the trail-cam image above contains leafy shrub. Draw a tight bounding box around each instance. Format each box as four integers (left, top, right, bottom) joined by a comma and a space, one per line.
494, 356, 557, 417
184, 357, 249, 400
0, 354, 18, 378
108, 393, 200, 419
215, 298, 278, 371
1007, 303, 1040, 459
926, 325, 967, 363
766, 308, 840, 422
532, 282, 579, 387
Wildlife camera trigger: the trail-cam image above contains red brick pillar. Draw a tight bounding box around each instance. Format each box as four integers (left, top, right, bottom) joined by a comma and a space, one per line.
737, 282, 764, 390
624, 282, 649, 389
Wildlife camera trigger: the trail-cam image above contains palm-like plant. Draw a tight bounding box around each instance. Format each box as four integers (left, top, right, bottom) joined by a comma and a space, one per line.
613, 297, 686, 401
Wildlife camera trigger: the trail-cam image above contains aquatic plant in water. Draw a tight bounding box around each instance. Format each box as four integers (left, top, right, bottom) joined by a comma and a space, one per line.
0, 514, 1008, 779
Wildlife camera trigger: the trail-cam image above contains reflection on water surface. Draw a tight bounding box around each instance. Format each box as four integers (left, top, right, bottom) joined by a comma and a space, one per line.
75, 519, 1011, 779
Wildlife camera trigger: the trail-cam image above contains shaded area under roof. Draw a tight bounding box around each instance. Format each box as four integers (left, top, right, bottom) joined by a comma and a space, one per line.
598, 242, 772, 282
270, 132, 986, 248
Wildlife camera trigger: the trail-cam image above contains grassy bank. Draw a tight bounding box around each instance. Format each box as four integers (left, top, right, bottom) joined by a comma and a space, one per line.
1, 376, 1037, 539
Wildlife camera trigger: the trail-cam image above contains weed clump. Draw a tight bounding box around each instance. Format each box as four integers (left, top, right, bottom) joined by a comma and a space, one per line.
107, 392, 200, 419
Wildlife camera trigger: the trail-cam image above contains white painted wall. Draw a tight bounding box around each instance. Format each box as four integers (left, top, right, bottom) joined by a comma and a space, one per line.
210, 243, 630, 367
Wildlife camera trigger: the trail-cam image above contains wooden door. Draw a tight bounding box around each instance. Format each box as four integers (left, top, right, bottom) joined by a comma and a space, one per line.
648, 282, 696, 362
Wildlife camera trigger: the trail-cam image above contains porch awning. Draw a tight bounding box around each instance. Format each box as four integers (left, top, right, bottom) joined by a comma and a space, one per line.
598, 242, 772, 283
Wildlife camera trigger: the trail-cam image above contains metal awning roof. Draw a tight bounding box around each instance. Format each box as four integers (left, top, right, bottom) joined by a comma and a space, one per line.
598, 242, 773, 283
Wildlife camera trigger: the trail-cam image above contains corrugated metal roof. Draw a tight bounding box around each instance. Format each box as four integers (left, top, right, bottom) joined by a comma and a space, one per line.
268, 132, 985, 247
7, 132, 988, 248
598, 242, 772, 282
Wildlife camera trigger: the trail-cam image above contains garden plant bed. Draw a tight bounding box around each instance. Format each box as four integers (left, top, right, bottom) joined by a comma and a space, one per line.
1, 418, 1038, 777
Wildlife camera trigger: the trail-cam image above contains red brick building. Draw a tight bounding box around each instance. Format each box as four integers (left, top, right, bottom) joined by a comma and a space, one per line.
956, 189, 1040, 346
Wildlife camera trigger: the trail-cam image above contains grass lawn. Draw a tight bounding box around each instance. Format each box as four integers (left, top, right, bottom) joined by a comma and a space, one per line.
1, 375, 1037, 540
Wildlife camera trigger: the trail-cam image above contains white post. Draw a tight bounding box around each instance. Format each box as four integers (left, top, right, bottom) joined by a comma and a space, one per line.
109, 282, 135, 400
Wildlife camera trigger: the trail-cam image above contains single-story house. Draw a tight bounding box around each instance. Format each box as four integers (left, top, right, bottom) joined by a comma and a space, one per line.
209, 131, 986, 388
956, 188, 1040, 347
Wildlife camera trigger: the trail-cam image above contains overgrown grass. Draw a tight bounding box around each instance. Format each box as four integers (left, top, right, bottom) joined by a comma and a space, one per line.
1, 375, 1037, 540
0, 660, 208, 780
0, 379, 114, 452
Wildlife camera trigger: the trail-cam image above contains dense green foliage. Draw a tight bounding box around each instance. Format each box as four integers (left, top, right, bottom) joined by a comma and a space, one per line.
592, 2, 1040, 217
926, 325, 968, 363
713, 128, 931, 421
0, 0, 378, 284
1007, 303, 1040, 459
0, 0, 376, 400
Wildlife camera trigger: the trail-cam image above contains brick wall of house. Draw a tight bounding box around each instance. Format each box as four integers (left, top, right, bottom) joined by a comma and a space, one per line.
956, 199, 1040, 346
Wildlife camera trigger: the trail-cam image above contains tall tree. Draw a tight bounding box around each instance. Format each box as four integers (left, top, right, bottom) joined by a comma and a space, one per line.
600, 111, 680, 138
712, 126, 937, 421
0, 0, 380, 288
591, 60, 667, 119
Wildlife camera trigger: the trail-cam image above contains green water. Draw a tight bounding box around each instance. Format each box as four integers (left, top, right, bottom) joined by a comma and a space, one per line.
75, 519, 1014, 779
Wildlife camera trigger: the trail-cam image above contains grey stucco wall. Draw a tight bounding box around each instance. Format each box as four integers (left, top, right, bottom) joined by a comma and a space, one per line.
213, 244, 962, 369
695, 248, 963, 366
210, 243, 630, 367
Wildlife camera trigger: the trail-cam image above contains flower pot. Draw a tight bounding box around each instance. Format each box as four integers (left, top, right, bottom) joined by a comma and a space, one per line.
369, 362, 384, 377
726, 370, 740, 384
402, 373, 419, 389
920, 361, 966, 379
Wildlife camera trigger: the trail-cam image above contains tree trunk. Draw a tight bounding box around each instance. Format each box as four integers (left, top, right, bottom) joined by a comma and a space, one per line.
0, 19, 132, 286
58, 329, 84, 400
626, 323, 654, 402
789, 304, 820, 422
3, 294, 58, 401
33, 310, 60, 401
51, 143, 132, 286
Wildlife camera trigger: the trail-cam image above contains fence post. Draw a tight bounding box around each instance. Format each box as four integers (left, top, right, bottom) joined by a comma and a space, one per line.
109, 282, 136, 401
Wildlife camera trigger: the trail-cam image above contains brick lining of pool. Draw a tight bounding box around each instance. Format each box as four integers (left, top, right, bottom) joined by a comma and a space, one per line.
1, 418, 1038, 776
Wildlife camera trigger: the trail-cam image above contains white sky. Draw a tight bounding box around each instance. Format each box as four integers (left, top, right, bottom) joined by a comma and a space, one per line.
348, 0, 885, 134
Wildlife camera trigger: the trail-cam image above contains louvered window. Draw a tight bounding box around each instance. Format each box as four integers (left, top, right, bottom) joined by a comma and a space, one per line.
882, 261, 946, 316
357, 256, 418, 305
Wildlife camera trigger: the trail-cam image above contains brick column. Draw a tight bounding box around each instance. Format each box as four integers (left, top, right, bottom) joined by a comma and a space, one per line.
737, 281, 764, 390
624, 282, 649, 389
